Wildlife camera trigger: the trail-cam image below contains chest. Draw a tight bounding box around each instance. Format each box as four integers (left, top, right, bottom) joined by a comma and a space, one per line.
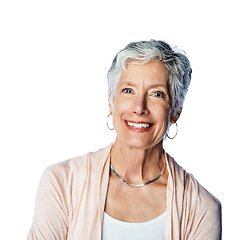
102, 210, 169, 240
104, 176, 167, 223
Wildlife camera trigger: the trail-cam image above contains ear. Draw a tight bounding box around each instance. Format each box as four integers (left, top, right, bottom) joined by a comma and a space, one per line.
170, 107, 182, 123
108, 98, 114, 114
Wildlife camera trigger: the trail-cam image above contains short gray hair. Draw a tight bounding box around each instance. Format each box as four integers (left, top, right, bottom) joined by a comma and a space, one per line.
107, 39, 192, 116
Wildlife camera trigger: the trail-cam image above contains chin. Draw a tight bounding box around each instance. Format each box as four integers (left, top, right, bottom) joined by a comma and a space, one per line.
123, 138, 161, 150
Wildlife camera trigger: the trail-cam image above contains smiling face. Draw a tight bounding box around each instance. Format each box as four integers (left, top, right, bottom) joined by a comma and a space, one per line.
109, 60, 173, 150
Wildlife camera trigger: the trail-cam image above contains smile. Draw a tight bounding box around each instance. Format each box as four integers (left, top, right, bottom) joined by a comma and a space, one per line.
126, 121, 152, 128
125, 121, 153, 131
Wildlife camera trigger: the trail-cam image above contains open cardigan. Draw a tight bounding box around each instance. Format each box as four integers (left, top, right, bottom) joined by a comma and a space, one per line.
27, 143, 222, 240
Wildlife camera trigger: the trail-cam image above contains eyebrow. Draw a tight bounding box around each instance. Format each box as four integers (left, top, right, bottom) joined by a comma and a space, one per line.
121, 81, 168, 89
149, 83, 168, 89
121, 81, 136, 87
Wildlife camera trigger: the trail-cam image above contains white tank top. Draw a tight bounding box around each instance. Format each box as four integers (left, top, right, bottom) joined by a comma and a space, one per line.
102, 211, 169, 240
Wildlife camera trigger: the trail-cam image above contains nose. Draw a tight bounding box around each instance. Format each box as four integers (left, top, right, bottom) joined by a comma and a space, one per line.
132, 95, 149, 115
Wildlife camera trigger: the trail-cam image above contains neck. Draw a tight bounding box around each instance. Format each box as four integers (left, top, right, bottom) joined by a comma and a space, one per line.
110, 138, 165, 184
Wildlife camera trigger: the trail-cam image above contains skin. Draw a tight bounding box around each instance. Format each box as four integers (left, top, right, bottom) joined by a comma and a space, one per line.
105, 60, 181, 223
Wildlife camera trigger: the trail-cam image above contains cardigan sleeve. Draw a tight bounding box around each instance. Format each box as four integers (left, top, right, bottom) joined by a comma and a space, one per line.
27, 163, 71, 240
184, 174, 222, 240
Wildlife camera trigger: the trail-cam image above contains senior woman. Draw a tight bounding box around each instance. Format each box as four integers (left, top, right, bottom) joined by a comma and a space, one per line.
28, 40, 221, 240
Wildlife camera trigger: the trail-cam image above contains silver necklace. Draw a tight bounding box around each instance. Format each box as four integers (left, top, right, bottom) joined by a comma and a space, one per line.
110, 154, 167, 187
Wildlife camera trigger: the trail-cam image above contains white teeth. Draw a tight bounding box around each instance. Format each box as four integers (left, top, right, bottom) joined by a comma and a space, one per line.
127, 122, 151, 128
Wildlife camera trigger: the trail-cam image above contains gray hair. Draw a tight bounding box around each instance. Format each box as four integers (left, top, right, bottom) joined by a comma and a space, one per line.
107, 39, 192, 116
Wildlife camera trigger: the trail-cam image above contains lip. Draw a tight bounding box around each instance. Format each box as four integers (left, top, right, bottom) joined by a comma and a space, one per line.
124, 120, 154, 132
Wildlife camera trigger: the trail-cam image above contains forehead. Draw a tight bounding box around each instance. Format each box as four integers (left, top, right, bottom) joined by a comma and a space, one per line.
119, 60, 169, 86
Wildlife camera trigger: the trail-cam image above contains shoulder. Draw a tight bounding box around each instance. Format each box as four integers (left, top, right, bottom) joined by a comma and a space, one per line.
187, 173, 221, 211
41, 152, 89, 184
167, 154, 222, 238
167, 153, 221, 210
41, 143, 113, 187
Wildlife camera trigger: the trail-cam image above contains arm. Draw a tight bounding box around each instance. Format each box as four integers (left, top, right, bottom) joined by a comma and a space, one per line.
185, 175, 222, 240
27, 164, 71, 240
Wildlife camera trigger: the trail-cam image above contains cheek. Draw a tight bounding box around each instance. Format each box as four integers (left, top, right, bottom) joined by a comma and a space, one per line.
155, 106, 171, 133
112, 95, 128, 117
112, 101, 124, 129
156, 103, 171, 122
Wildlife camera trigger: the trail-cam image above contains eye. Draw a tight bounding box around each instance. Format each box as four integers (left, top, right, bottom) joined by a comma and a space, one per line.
122, 88, 133, 94
153, 91, 165, 98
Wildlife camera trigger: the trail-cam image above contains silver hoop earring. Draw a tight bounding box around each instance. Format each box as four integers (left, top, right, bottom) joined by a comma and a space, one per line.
166, 122, 178, 139
107, 113, 114, 130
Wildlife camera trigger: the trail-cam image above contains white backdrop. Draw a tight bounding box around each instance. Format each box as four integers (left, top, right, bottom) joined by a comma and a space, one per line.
0, 0, 239, 239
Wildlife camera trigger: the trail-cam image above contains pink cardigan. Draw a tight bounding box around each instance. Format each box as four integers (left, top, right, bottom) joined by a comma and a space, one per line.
27, 144, 221, 239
